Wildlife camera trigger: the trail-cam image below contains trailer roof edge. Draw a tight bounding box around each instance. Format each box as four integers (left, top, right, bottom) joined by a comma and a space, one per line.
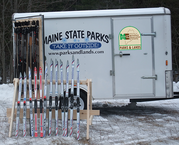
12, 7, 170, 20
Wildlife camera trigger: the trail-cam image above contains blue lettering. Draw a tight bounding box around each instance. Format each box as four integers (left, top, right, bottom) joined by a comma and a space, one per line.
50, 42, 101, 50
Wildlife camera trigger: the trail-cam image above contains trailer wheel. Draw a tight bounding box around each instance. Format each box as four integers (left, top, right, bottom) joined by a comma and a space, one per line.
69, 88, 87, 110
80, 89, 87, 110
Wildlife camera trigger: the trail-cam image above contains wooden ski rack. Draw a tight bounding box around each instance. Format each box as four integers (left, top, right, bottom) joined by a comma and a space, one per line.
13, 16, 44, 79
7, 78, 100, 140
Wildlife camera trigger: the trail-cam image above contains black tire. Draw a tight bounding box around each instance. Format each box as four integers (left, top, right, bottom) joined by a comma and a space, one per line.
69, 88, 87, 110
80, 89, 87, 110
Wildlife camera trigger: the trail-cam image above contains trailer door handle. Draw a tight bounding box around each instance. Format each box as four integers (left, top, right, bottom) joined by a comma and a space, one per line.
122, 53, 130, 56
141, 75, 157, 80
114, 52, 130, 57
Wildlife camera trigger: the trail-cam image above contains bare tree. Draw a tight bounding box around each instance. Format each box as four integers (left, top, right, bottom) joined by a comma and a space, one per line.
1, 0, 6, 83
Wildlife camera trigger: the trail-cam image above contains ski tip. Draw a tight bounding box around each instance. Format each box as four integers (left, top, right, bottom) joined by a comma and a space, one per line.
72, 54, 75, 60
60, 59, 63, 66
39, 67, 42, 73
67, 60, 69, 66
34, 67, 37, 72
50, 59, 53, 65
19, 72, 22, 79
45, 62, 48, 71
45, 61, 48, 66
55, 59, 58, 65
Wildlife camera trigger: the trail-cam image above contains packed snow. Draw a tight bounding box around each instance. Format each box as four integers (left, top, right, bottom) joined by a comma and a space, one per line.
0, 83, 179, 144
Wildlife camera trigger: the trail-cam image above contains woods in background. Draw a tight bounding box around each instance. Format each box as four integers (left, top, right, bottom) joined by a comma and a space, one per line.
0, 0, 179, 83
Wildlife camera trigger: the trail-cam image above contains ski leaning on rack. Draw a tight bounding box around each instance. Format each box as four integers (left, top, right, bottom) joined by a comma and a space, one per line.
70, 55, 75, 137
23, 72, 27, 137
34, 67, 38, 137
43, 62, 48, 137
15, 73, 22, 137
49, 59, 53, 136
64, 60, 69, 137
76, 59, 80, 140
29, 67, 34, 137
55, 59, 59, 136
39, 67, 43, 137
60, 60, 65, 136
14, 25, 21, 77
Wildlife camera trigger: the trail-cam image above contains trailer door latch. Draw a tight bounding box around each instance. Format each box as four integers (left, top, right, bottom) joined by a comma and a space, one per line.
141, 75, 157, 80
141, 32, 156, 37
110, 70, 114, 76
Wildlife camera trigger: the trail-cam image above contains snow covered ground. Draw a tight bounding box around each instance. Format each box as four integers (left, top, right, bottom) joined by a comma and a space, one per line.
0, 83, 179, 145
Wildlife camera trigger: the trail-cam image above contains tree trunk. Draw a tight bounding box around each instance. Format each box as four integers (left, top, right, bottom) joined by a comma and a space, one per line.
2, 0, 6, 84
10, 54, 13, 83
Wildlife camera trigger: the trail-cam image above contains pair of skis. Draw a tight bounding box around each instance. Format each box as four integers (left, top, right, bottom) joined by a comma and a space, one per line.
15, 66, 43, 138
47, 56, 80, 139
15, 56, 80, 139
48, 59, 59, 136
61, 56, 80, 140
34, 67, 43, 137
15, 72, 27, 138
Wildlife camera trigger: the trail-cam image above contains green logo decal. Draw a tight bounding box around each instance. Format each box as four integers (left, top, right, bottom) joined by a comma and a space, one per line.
119, 26, 141, 50
120, 34, 126, 40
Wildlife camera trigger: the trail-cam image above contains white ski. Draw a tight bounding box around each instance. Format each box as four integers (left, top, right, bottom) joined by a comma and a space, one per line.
48, 59, 53, 136
15, 73, 22, 137
60, 60, 65, 136
29, 67, 34, 137
55, 59, 59, 136
34, 67, 38, 137
39, 67, 43, 137
43, 62, 48, 137
64, 60, 69, 137
70, 55, 75, 136
23, 72, 27, 137
76, 59, 80, 140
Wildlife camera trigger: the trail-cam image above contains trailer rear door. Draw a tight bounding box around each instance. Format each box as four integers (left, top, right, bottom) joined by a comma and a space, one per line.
113, 17, 156, 98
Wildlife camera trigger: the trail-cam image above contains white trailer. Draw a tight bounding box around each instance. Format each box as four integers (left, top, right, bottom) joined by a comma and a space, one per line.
13, 7, 173, 109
